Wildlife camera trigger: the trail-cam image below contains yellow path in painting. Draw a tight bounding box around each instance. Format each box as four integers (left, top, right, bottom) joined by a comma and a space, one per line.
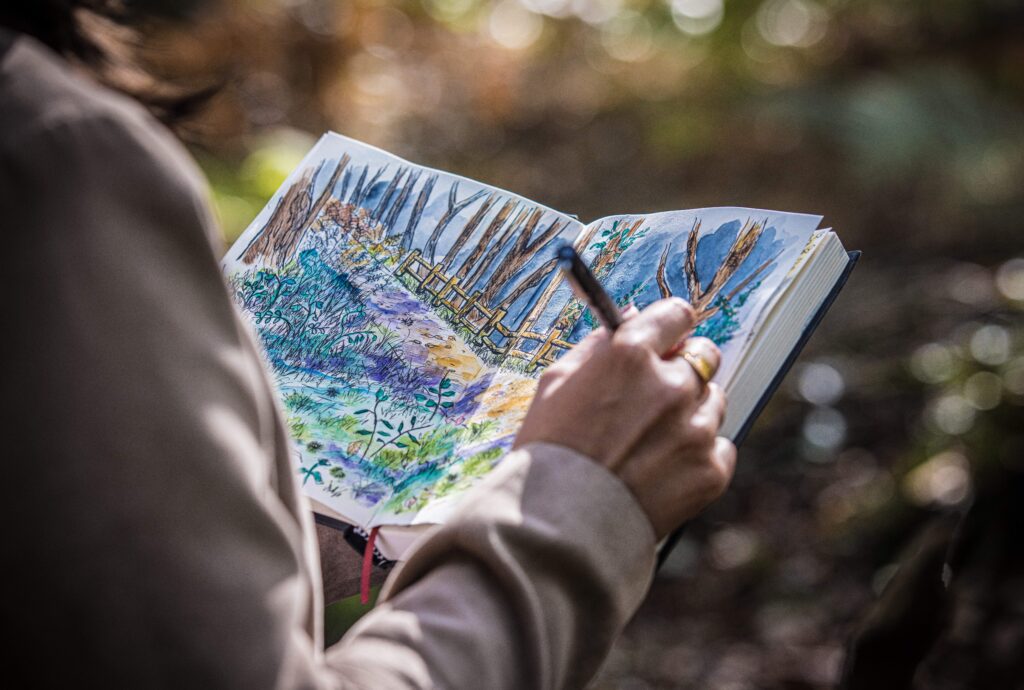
403, 311, 540, 437
423, 336, 483, 385
354, 259, 541, 434
463, 373, 539, 439
415, 325, 539, 438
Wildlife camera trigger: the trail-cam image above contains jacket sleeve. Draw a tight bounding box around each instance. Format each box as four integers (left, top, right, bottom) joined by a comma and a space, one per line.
327, 443, 657, 690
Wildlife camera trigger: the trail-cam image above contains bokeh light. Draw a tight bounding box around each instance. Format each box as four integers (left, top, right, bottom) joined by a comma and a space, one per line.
910, 343, 959, 384
239, 131, 315, 200
996, 258, 1024, 302
1004, 357, 1024, 397
709, 527, 760, 570
486, 1, 544, 50
963, 370, 1003, 410
519, 0, 573, 18
425, 0, 477, 24
902, 450, 972, 507
946, 263, 995, 306
796, 362, 845, 406
572, 0, 623, 26
755, 0, 828, 48
928, 394, 976, 436
600, 10, 654, 63
802, 406, 847, 452
670, 0, 724, 37
970, 324, 1012, 366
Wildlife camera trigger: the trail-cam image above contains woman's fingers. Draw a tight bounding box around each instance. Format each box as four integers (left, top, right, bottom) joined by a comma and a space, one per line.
711, 436, 738, 490
560, 305, 638, 365
517, 296, 737, 537
678, 337, 721, 380
689, 382, 727, 433
661, 336, 722, 397
614, 297, 696, 355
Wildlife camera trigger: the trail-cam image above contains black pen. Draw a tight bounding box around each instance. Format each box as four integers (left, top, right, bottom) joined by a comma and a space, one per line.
556, 245, 624, 332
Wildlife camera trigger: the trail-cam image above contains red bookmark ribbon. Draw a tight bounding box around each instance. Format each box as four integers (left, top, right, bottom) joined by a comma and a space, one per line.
360, 526, 379, 606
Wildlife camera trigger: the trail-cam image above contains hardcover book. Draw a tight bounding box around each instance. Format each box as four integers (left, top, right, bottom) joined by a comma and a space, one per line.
222, 132, 856, 559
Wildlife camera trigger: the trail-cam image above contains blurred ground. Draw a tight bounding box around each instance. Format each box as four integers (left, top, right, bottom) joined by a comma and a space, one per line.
134, 0, 1024, 687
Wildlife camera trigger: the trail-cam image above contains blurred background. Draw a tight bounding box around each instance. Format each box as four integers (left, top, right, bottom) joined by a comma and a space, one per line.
133, 0, 1023, 687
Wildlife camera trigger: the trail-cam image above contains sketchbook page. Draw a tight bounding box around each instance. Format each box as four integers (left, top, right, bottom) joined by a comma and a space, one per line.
734, 228, 830, 347
519, 208, 823, 389
222, 132, 583, 529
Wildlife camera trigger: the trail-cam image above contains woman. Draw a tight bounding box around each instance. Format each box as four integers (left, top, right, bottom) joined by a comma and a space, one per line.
1, 2, 736, 687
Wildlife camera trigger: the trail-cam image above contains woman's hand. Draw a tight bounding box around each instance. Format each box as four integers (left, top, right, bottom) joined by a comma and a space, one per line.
514, 298, 737, 539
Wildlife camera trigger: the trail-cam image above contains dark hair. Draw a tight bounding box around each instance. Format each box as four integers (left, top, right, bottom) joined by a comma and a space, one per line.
0, 1, 212, 125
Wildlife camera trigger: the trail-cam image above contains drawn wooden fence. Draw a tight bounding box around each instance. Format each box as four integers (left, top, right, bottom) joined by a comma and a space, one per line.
394, 249, 573, 370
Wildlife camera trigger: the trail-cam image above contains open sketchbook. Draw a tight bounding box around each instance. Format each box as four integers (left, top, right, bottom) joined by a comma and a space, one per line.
223, 132, 855, 559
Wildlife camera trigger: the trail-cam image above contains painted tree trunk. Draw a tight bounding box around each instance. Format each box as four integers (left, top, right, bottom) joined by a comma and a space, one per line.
463, 206, 530, 290
355, 165, 388, 208
454, 198, 520, 281
480, 210, 565, 305
656, 216, 769, 322
383, 170, 421, 236
372, 167, 407, 223
512, 220, 602, 343
400, 174, 438, 252
422, 182, 488, 263
241, 154, 350, 265
438, 192, 500, 272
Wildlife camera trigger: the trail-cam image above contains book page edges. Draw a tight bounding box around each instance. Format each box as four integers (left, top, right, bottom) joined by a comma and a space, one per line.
723, 237, 857, 442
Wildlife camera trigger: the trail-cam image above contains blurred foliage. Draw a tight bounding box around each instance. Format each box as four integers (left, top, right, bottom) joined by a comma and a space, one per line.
143, 0, 1024, 244
324, 586, 380, 646
138, 0, 1024, 687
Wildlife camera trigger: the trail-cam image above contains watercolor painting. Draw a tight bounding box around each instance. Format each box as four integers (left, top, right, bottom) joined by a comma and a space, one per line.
223, 133, 822, 528
524, 209, 823, 387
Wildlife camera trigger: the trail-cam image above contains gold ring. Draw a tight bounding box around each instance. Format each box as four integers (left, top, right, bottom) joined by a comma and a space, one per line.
679, 350, 715, 385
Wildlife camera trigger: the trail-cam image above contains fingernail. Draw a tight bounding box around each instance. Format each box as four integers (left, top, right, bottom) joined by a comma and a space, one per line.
670, 297, 696, 319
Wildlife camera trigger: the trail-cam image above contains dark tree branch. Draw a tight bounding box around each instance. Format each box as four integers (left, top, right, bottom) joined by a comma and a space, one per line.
400, 174, 438, 252
423, 182, 488, 263
496, 257, 559, 311
384, 169, 420, 235
455, 198, 519, 281
439, 191, 500, 272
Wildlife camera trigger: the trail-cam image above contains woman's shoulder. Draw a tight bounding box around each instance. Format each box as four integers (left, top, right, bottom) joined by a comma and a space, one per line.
0, 29, 209, 207
0, 29, 221, 249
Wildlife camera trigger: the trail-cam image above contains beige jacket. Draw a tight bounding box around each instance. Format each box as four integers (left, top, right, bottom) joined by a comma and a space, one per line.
0, 31, 656, 689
